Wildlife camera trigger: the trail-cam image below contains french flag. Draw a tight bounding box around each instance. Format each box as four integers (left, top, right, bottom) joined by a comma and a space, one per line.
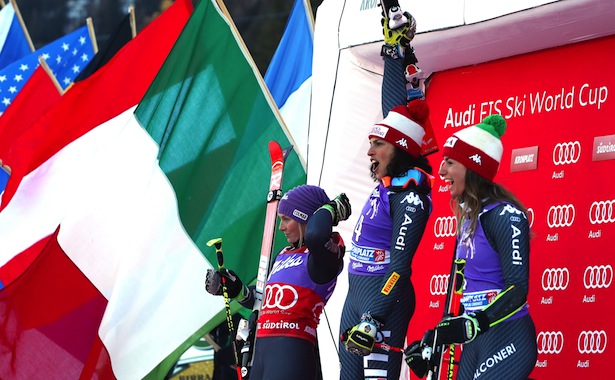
264, 0, 314, 160
0, 2, 31, 71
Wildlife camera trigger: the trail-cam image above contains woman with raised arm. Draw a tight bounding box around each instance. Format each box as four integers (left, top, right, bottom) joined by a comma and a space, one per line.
338, 3, 436, 378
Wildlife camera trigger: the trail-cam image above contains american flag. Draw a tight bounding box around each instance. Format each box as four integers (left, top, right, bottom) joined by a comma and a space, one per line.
0, 25, 94, 115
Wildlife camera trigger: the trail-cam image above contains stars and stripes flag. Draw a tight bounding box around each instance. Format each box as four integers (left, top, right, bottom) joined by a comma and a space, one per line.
0, 24, 94, 115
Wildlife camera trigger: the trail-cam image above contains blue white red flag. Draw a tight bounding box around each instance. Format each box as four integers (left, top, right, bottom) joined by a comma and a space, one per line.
0, 2, 31, 71
264, 0, 314, 159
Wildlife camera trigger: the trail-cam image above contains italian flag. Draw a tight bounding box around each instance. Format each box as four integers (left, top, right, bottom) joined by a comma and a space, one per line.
0, 0, 304, 378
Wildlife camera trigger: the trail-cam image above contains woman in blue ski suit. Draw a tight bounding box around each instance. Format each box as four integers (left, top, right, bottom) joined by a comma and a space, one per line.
408, 115, 538, 380
338, 5, 437, 379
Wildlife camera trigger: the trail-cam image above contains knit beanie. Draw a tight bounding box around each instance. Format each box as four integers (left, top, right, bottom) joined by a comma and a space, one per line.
368, 99, 430, 158
277, 185, 330, 224
441, 114, 507, 181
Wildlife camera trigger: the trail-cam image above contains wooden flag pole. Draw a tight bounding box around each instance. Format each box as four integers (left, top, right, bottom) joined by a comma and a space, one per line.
38, 55, 65, 96
86, 17, 99, 54
128, 5, 137, 38
10, 0, 35, 52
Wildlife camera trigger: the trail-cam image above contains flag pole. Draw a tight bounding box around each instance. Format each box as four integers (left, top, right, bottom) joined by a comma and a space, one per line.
86, 17, 99, 54
38, 56, 65, 96
302, 0, 315, 33
128, 5, 137, 38
0, 1, 6, 9
10, 0, 35, 52
214, 0, 303, 166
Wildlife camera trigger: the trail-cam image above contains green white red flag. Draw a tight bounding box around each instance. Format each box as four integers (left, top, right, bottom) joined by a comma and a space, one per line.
0, 0, 305, 378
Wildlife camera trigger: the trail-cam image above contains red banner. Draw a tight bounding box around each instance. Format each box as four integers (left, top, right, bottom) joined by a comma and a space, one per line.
409, 34, 615, 378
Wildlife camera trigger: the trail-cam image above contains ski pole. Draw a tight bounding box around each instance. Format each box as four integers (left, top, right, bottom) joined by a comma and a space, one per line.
207, 237, 243, 380
374, 341, 404, 353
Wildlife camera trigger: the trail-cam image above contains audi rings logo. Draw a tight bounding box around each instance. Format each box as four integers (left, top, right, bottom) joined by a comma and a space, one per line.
264, 284, 298, 310
434, 216, 456, 238
589, 200, 615, 224
527, 207, 535, 228
537, 331, 564, 354
578, 330, 607, 354
541, 268, 569, 291
583, 265, 613, 289
430, 274, 449, 295
553, 141, 581, 165
547, 204, 575, 228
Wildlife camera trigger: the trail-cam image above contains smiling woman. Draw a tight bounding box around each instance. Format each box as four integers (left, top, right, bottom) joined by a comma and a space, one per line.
415, 114, 538, 380
438, 156, 466, 199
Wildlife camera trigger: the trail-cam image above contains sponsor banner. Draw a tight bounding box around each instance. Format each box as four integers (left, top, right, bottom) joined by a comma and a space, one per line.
511, 146, 539, 172
592, 134, 615, 161
407, 34, 615, 378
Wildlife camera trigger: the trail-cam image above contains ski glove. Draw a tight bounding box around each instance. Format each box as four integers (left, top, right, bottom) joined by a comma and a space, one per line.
341, 313, 382, 356
320, 193, 352, 226
205, 268, 246, 299
404, 340, 429, 378
381, 11, 416, 48
435, 312, 490, 345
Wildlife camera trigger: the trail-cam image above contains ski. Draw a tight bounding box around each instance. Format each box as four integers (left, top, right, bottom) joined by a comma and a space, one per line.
238, 140, 292, 379
426, 258, 466, 380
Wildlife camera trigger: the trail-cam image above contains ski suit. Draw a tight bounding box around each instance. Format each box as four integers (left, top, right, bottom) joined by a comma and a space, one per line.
455, 202, 537, 380
245, 209, 345, 380
339, 172, 432, 380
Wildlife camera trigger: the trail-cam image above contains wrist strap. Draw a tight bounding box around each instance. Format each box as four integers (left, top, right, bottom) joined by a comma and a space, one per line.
235, 284, 250, 302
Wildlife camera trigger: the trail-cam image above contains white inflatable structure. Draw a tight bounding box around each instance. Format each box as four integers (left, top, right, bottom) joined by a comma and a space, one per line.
310, 1, 615, 379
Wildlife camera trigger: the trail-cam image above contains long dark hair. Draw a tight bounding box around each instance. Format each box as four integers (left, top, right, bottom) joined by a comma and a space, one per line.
371, 147, 433, 181
453, 169, 527, 235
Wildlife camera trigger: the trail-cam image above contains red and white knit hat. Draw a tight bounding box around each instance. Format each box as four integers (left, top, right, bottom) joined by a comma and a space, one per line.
441, 114, 507, 181
368, 99, 429, 158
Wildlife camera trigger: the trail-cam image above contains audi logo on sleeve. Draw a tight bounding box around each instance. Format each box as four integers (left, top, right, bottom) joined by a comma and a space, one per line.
433, 216, 456, 238
541, 268, 569, 291
429, 274, 449, 295
589, 200, 615, 224
537, 331, 564, 354
583, 265, 613, 289
553, 141, 581, 165
547, 204, 575, 228
578, 330, 607, 354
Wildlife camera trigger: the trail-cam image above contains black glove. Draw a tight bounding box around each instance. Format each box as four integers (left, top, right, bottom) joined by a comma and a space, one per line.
435, 312, 489, 345
404, 340, 429, 378
205, 268, 244, 299
320, 193, 351, 226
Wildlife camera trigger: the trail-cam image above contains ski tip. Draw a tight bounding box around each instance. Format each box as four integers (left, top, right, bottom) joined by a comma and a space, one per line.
268, 140, 281, 151
269, 140, 293, 160
282, 144, 294, 160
